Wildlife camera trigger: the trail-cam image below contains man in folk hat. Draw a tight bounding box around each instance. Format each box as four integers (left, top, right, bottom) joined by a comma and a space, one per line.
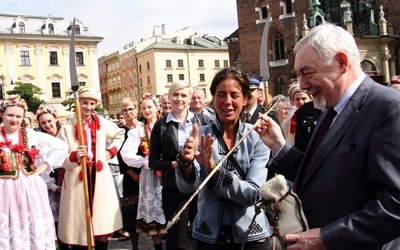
57, 86, 125, 250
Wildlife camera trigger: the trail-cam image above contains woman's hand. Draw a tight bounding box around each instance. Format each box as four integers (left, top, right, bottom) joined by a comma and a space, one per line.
197, 133, 215, 174
181, 124, 199, 163
35, 162, 50, 175
255, 114, 286, 154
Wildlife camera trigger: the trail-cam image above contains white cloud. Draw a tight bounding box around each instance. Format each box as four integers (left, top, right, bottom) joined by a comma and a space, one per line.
0, 0, 237, 56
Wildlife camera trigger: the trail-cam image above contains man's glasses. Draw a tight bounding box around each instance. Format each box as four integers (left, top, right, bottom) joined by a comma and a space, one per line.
122, 108, 135, 113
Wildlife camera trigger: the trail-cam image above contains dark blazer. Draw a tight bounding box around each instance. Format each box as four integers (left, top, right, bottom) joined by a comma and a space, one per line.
269, 76, 400, 249
149, 115, 199, 187
248, 105, 266, 124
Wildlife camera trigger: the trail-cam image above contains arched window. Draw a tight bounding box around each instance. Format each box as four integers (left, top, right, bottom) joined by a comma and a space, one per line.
278, 76, 287, 95
360, 60, 377, 75
274, 32, 285, 61
19, 22, 26, 33
48, 23, 54, 34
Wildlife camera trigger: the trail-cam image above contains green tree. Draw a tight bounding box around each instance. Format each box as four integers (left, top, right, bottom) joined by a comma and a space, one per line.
61, 89, 106, 114
7, 82, 44, 112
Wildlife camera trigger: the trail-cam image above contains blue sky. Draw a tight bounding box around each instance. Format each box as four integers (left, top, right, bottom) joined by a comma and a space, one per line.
0, 0, 238, 57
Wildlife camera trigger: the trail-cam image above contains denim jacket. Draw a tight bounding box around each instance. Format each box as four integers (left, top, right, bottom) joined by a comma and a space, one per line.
176, 119, 272, 244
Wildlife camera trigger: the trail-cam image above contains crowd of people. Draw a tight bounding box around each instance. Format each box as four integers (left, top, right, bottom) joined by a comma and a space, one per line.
1, 22, 400, 250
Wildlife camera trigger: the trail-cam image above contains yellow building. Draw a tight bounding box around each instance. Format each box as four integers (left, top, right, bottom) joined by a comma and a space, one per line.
136, 34, 229, 101
0, 13, 103, 117
99, 25, 229, 118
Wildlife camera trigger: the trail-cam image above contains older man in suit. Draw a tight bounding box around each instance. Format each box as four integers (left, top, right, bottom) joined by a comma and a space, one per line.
256, 23, 400, 249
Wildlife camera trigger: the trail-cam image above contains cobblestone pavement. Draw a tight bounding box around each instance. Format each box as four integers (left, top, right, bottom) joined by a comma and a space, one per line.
108, 235, 164, 250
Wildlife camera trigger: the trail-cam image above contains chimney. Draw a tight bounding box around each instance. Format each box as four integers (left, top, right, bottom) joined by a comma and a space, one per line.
153, 25, 160, 36
161, 24, 166, 35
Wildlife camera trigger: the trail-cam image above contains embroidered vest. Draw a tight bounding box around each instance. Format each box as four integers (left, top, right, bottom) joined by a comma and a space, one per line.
0, 150, 35, 179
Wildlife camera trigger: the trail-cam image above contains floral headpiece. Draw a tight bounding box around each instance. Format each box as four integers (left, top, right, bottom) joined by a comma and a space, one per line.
141, 92, 157, 105
391, 75, 400, 83
0, 95, 28, 112
35, 104, 58, 119
142, 92, 153, 101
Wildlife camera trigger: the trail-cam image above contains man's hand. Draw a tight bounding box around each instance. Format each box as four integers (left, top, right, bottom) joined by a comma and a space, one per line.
76, 145, 88, 160
255, 114, 286, 154
284, 228, 327, 250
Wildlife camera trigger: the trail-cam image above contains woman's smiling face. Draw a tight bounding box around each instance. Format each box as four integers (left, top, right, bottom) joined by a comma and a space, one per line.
213, 78, 247, 126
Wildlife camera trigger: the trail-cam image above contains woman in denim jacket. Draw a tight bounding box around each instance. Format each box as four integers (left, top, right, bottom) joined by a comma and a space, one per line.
175, 68, 272, 250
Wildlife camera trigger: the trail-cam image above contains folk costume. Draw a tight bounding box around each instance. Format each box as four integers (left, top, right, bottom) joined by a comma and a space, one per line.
0, 95, 68, 250
57, 87, 125, 247
36, 104, 64, 221
120, 122, 166, 236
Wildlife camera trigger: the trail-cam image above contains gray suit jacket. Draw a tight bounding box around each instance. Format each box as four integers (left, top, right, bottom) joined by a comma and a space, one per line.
269, 75, 400, 249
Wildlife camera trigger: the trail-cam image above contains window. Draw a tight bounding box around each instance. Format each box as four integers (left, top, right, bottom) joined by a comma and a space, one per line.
20, 51, 30, 66
285, 0, 292, 14
274, 32, 285, 60
139, 65, 142, 73
51, 82, 61, 98
147, 76, 151, 85
199, 74, 205, 82
223, 60, 229, 68
214, 60, 220, 68
179, 74, 184, 80
139, 78, 142, 87
19, 22, 26, 33
76, 52, 84, 65
49, 51, 58, 65
261, 6, 268, 19
48, 23, 54, 34
0, 85, 4, 99
75, 25, 81, 35
147, 62, 150, 70
198, 60, 204, 67
178, 59, 184, 67
167, 74, 173, 82
278, 76, 287, 95
166, 60, 172, 67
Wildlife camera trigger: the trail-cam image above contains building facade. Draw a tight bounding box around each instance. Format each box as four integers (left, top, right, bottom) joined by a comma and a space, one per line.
0, 13, 103, 117
99, 26, 229, 118
229, 0, 400, 97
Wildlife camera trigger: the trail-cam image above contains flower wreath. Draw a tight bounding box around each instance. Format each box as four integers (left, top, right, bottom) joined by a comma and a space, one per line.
391, 75, 400, 83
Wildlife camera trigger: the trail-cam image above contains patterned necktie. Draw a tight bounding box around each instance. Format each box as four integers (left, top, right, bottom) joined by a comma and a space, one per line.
301, 108, 337, 182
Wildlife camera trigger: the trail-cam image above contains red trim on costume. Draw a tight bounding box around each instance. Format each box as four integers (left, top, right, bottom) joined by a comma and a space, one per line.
107, 147, 118, 158
0, 128, 40, 173
96, 160, 103, 171
70, 151, 79, 163
290, 111, 297, 134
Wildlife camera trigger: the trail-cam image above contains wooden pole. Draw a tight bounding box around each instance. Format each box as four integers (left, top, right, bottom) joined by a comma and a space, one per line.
73, 93, 93, 249
264, 81, 270, 106
70, 17, 92, 249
